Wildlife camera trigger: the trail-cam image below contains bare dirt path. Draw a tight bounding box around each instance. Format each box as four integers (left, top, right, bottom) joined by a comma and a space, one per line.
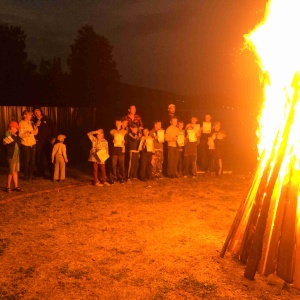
0, 166, 299, 299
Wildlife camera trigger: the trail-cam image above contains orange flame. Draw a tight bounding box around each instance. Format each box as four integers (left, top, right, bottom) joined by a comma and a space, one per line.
222, 0, 300, 287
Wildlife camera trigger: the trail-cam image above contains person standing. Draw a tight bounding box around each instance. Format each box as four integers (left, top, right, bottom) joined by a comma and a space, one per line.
199, 114, 212, 172
123, 105, 143, 132
162, 103, 177, 176
32, 106, 56, 178
138, 128, 154, 181
149, 120, 164, 179
110, 118, 127, 184
165, 116, 180, 178
3, 121, 23, 192
52, 134, 68, 182
19, 110, 38, 181
87, 129, 110, 186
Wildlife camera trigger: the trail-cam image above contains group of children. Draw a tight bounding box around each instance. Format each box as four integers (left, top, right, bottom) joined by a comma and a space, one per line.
2, 108, 226, 191
87, 115, 226, 186
3, 110, 68, 192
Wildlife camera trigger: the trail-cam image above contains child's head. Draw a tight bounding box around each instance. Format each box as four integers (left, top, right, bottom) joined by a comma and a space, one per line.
128, 105, 136, 115
191, 116, 198, 124
170, 116, 178, 127
143, 128, 149, 137
213, 121, 221, 131
8, 121, 19, 134
130, 123, 138, 134
177, 120, 184, 130
97, 129, 104, 140
115, 117, 122, 128
204, 114, 212, 122
121, 118, 128, 129
153, 120, 162, 130
57, 134, 66, 143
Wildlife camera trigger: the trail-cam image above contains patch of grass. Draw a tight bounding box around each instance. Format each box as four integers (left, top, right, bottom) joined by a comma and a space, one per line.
58, 264, 89, 280
0, 238, 9, 256
177, 276, 217, 297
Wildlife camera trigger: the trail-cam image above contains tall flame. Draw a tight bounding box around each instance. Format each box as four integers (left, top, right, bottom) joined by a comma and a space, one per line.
221, 0, 300, 287
245, 0, 300, 170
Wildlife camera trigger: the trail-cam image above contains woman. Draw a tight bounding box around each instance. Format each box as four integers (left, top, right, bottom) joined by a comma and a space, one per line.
19, 110, 38, 180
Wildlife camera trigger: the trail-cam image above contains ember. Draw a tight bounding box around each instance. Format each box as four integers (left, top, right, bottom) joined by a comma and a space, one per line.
221, 0, 300, 288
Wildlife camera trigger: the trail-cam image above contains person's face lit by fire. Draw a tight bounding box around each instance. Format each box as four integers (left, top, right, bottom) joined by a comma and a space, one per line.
128, 106, 136, 115
34, 109, 42, 119
205, 114, 211, 122
170, 118, 178, 127
154, 121, 161, 131
168, 105, 176, 115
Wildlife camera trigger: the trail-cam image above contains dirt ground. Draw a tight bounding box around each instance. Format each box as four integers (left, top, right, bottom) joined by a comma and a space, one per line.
0, 162, 300, 300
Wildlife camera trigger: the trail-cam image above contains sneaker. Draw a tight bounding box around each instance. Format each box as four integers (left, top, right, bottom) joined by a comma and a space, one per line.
13, 187, 23, 192
183, 175, 188, 178
119, 179, 125, 184
103, 182, 110, 186
95, 182, 103, 187
6, 187, 12, 193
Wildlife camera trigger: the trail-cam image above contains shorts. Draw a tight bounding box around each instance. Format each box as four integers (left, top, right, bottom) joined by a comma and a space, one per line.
7, 155, 20, 174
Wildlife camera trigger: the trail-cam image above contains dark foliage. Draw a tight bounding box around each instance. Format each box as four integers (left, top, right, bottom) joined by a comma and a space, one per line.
67, 24, 120, 107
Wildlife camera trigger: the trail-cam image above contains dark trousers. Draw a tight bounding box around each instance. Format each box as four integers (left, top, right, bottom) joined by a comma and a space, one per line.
198, 140, 210, 171
111, 154, 125, 181
128, 152, 139, 179
36, 140, 53, 177
184, 155, 197, 176
140, 151, 152, 180
167, 146, 179, 177
178, 148, 184, 175
21, 145, 36, 179
92, 162, 106, 184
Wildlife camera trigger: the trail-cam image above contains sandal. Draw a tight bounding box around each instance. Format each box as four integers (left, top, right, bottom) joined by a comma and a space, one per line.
6, 187, 12, 193
13, 187, 23, 192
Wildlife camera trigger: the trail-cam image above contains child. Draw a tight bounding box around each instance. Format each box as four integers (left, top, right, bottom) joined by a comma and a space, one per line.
184, 124, 200, 178
52, 134, 68, 182
87, 129, 110, 187
211, 121, 226, 176
138, 128, 153, 181
110, 118, 127, 184
165, 116, 180, 178
3, 121, 23, 192
127, 123, 141, 180
19, 109, 38, 181
177, 120, 185, 176
149, 120, 164, 179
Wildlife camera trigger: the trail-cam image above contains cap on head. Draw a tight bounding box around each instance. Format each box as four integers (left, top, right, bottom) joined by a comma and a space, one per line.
9, 121, 20, 129
57, 134, 66, 142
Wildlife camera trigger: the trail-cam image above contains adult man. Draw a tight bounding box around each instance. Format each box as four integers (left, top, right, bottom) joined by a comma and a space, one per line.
32, 106, 56, 178
162, 103, 177, 129
122, 105, 143, 131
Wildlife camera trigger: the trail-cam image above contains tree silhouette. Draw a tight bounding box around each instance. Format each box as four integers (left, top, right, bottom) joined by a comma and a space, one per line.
38, 57, 66, 106
67, 25, 120, 107
0, 22, 36, 104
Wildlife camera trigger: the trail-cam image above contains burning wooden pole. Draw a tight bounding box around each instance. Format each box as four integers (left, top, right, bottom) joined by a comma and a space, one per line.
221, 0, 300, 287
221, 76, 300, 286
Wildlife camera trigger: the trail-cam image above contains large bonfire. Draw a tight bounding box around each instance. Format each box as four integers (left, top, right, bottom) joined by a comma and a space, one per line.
221, 0, 300, 288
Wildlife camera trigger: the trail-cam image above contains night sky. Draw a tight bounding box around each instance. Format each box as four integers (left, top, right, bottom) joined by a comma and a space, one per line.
0, 0, 268, 101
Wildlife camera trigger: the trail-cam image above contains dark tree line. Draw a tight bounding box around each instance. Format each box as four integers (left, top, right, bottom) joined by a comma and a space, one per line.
0, 22, 120, 107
